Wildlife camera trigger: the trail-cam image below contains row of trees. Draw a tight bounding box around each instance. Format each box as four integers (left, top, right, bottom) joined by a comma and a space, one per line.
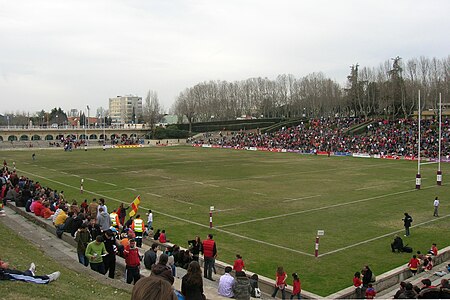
1, 55, 448, 129
173, 55, 449, 125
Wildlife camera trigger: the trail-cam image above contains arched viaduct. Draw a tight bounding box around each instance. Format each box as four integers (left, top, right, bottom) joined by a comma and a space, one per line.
0, 126, 149, 142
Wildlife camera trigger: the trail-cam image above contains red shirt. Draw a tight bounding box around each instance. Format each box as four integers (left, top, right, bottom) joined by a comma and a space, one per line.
431, 245, 438, 256
159, 232, 167, 243
275, 272, 287, 286
233, 258, 245, 272
353, 277, 362, 287
292, 279, 301, 295
408, 258, 420, 269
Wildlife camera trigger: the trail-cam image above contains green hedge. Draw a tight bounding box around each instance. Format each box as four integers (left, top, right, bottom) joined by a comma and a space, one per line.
174, 118, 284, 132
152, 126, 190, 139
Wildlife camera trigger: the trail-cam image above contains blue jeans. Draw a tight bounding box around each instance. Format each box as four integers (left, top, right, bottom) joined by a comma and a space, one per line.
405, 226, 410, 236
78, 252, 89, 267
203, 257, 214, 279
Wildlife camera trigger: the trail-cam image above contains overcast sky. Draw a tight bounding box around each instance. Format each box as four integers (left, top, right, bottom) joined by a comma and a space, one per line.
1, 0, 449, 116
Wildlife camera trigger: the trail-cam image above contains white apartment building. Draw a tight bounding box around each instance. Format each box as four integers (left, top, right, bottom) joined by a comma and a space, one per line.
109, 95, 143, 125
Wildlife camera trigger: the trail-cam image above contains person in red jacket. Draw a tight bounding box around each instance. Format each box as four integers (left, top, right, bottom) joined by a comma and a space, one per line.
407, 254, 420, 275
123, 239, 142, 284
233, 254, 245, 272
33, 199, 44, 217
291, 272, 301, 299
428, 243, 438, 256
201, 233, 217, 281
159, 229, 169, 244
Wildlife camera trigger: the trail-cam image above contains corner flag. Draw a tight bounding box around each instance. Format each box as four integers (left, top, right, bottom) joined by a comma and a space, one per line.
129, 195, 141, 217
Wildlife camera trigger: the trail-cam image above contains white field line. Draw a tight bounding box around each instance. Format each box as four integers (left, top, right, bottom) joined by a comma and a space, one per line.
16, 168, 314, 257
214, 208, 237, 213
283, 195, 321, 202
126, 188, 137, 191
86, 178, 98, 182
104, 182, 117, 186
146, 192, 162, 198
355, 178, 428, 191
208, 184, 219, 187
60, 171, 68, 175
217, 186, 435, 228
319, 213, 450, 257
420, 161, 438, 165
48, 168, 56, 171
72, 174, 80, 178
226, 187, 239, 191
253, 192, 267, 196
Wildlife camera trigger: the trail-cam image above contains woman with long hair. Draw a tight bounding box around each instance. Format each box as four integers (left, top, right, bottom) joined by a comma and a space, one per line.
188, 235, 202, 262
181, 261, 205, 300
271, 266, 287, 299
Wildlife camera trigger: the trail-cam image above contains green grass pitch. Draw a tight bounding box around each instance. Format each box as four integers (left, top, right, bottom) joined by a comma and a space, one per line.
2, 146, 449, 296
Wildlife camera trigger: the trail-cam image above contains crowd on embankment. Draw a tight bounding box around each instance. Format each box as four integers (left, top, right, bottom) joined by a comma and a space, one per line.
191, 117, 450, 159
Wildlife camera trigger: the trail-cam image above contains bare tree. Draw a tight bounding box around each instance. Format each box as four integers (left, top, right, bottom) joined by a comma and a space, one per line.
143, 90, 162, 132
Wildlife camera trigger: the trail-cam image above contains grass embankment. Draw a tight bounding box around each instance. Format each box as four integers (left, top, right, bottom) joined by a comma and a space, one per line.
0, 221, 131, 300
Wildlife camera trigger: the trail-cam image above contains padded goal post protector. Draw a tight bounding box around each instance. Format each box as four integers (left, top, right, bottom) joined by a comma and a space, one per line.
415, 173, 421, 189
437, 170, 442, 186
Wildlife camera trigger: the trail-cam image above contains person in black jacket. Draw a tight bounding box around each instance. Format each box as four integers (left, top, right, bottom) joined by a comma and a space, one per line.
188, 236, 202, 262
362, 265, 373, 292
181, 261, 205, 300
143, 243, 158, 270
391, 235, 404, 252
103, 229, 118, 278
403, 213, 413, 236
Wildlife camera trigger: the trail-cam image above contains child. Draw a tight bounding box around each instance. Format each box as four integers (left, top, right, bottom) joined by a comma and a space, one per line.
291, 272, 302, 299
365, 283, 376, 299
233, 254, 245, 272
353, 271, 363, 299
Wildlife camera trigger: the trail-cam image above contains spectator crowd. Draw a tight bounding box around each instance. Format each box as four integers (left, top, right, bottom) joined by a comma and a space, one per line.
192, 117, 450, 158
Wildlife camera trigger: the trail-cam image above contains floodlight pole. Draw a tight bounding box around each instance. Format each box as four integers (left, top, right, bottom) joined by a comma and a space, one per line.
437, 93, 442, 185
416, 90, 421, 189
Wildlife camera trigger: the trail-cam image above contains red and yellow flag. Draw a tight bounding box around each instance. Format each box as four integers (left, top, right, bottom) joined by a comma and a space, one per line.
129, 195, 141, 217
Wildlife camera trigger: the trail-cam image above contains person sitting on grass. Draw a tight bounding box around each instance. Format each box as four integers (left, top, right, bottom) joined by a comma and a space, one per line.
391, 235, 404, 252
0, 258, 60, 284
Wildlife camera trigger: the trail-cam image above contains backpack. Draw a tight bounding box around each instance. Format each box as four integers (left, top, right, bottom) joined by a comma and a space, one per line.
403, 246, 413, 253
